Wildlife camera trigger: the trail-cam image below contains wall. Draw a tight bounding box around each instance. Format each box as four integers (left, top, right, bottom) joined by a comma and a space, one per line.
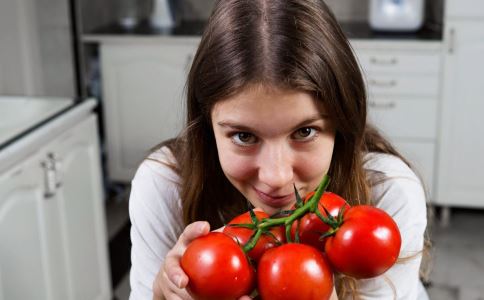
35, 0, 76, 97
0, 0, 75, 97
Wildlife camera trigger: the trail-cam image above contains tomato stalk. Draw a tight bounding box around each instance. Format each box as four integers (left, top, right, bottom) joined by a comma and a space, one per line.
315, 205, 346, 239
242, 175, 330, 253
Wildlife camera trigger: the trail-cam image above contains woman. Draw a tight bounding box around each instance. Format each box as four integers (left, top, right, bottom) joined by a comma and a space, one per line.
129, 0, 428, 299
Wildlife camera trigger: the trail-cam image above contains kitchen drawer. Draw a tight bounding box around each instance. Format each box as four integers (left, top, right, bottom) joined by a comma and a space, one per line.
364, 74, 440, 97
368, 98, 438, 140
356, 51, 441, 75
393, 141, 436, 198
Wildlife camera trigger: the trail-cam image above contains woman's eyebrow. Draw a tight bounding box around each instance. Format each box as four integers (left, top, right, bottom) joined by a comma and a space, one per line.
217, 121, 255, 132
217, 115, 328, 133
291, 116, 328, 131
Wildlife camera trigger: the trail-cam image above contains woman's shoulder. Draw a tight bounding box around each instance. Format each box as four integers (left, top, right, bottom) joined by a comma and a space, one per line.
133, 146, 180, 184
363, 152, 427, 223
130, 146, 181, 208
363, 152, 419, 182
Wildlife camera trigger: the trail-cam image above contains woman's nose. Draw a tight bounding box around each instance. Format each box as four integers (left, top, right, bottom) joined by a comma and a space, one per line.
257, 143, 294, 189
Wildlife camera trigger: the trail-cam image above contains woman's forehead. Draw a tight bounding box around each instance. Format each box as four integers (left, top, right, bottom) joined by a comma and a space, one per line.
213, 84, 326, 114
211, 85, 329, 134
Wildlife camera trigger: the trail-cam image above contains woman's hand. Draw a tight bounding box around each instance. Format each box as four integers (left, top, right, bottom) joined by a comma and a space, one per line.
152, 221, 252, 300
152, 221, 209, 300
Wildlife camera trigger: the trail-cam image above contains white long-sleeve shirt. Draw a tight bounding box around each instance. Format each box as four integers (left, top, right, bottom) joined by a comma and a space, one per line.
129, 147, 429, 299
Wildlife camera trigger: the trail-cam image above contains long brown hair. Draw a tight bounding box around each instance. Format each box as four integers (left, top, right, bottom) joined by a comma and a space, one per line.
158, 0, 428, 297
164, 0, 408, 229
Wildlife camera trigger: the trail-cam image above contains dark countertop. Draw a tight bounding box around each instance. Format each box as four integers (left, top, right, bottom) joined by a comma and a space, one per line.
340, 21, 442, 41
84, 20, 442, 41
85, 20, 207, 37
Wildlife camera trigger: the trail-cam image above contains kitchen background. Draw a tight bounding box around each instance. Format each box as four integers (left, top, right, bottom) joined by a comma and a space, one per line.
0, 0, 483, 299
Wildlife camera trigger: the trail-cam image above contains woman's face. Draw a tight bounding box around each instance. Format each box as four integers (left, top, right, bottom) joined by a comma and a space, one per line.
211, 85, 336, 215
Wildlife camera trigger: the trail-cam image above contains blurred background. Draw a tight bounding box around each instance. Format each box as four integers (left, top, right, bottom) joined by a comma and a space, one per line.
0, 0, 483, 299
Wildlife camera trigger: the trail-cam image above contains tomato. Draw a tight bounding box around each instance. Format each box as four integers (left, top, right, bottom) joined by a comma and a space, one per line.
257, 243, 333, 300
324, 205, 402, 279
291, 191, 350, 250
224, 211, 286, 262
180, 232, 255, 300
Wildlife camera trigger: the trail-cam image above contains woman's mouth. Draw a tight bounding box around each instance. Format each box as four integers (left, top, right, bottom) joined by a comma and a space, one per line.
253, 187, 294, 208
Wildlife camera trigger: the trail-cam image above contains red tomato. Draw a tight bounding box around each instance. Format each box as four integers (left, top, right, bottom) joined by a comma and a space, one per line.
180, 232, 255, 300
257, 243, 334, 300
291, 191, 350, 250
224, 211, 286, 262
324, 205, 402, 279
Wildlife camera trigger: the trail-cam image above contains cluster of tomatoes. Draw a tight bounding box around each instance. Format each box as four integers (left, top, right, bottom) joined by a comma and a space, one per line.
180, 178, 401, 300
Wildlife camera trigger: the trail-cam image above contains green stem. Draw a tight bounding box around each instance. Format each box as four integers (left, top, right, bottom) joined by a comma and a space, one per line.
242, 175, 330, 253
242, 229, 263, 253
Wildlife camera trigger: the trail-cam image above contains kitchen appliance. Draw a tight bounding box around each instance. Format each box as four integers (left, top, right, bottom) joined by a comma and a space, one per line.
369, 0, 425, 32
150, 0, 177, 29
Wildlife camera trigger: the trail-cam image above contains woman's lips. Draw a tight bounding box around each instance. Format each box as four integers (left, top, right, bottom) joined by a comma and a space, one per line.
253, 187, 294, 207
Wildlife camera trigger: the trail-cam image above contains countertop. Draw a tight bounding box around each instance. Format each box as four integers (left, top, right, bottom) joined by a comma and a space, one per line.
82, 20, 442, 43
0, 96, 75, 149
0, 98, 97, 172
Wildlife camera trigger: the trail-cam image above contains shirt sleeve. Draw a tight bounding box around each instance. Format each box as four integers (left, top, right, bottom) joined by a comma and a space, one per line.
128, 150, 184, 300
350, 154, 428, 300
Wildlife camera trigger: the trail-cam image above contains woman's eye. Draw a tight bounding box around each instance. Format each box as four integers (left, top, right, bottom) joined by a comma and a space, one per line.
231, 132, 257, 145
293, 127, 317, 140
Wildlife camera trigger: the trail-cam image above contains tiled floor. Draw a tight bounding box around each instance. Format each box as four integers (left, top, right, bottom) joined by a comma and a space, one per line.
110, 206, 484, 300
425, 208, 484, 300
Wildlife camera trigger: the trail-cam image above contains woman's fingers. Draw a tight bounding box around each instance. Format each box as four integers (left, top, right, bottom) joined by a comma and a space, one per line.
163, 255, 188, 289
178, 221, 210, 248
162, 271, 193, 300
164, 221, 210, 289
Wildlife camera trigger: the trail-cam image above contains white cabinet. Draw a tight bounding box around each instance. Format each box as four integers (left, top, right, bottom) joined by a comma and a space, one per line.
436, 20, 484, 208
0, 114, 111, 300
101, 39, 199, 182
0, 152, 51, 299
445, 0, 484, 19
352, 41, 442, 198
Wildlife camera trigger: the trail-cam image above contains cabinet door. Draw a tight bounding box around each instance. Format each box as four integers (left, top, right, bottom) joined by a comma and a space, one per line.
0, 152, 52, 299
48, 115, 111, 300
101, 40, 199, 182
437, 21, 484, 207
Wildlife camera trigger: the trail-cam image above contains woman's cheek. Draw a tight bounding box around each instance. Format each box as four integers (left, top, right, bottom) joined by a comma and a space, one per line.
218, 150, 256, 181
295, 145, 334, 183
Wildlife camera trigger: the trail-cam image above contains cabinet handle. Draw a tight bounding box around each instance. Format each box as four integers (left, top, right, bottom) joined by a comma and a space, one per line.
448, 28, 455, 54
47, 153, 63, 188
369, 101, 396, 110
370, 57, 398, 65
369, 79, 397, 88
41, 160, 56, 199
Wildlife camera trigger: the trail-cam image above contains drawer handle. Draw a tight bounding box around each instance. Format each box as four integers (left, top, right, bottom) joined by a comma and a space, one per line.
369, 101, 396, 110
369, 79, 397, 88
370, 57, 398, 65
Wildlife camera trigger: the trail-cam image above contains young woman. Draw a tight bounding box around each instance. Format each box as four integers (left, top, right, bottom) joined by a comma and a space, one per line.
128, 0, 429, 299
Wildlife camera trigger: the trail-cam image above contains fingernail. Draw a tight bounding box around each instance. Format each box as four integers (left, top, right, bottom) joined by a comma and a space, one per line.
199, 222, 208, 234
173, 275, 182, 288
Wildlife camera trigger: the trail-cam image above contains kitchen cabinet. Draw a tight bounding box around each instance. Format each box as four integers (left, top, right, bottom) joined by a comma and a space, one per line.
445, 0, 484, 19
101, 39, 199, 182
352, 41, 442, 198
435, 18, 484, 208
0, 113, 111, 299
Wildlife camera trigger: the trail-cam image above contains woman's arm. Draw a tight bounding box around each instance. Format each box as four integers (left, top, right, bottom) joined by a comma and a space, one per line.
354, 163, 427, 299
129, 155, 184, 300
